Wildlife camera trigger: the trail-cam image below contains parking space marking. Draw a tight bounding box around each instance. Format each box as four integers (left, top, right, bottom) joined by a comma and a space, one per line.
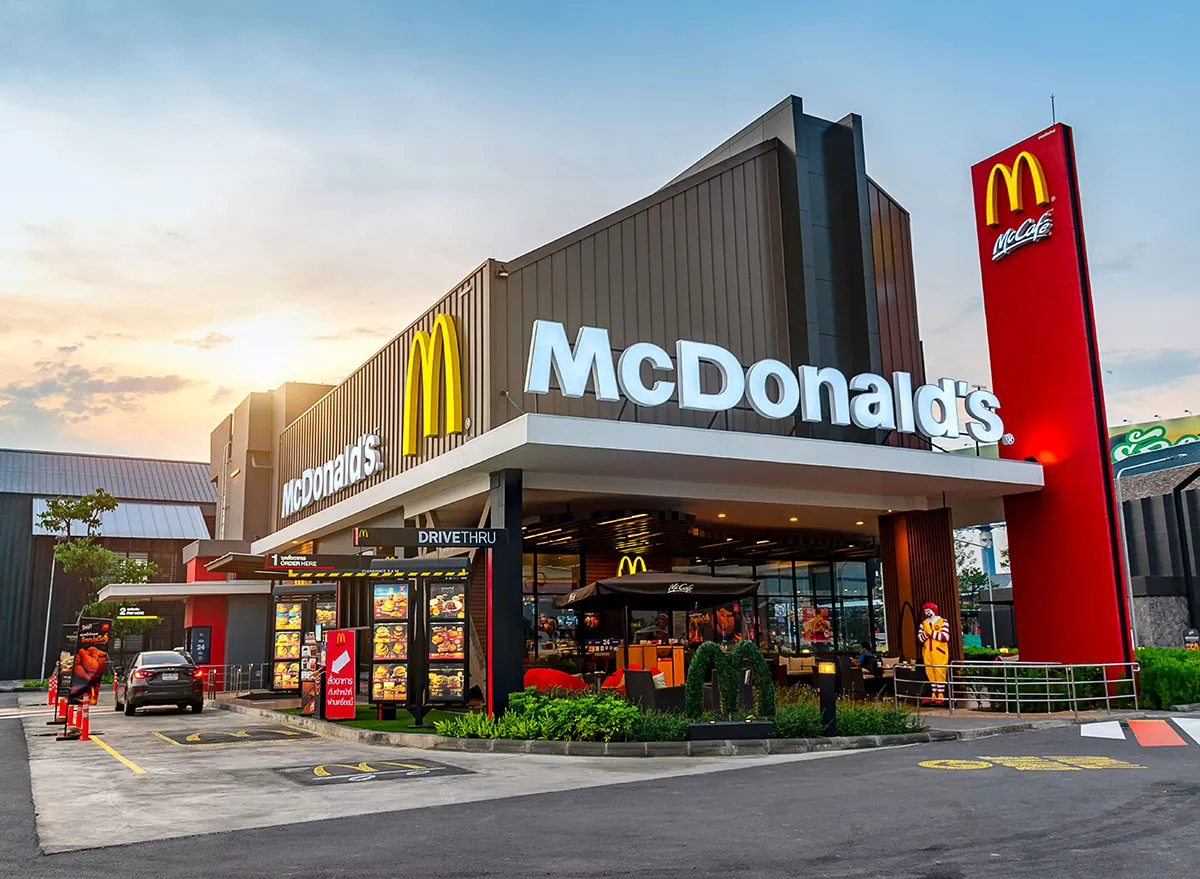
276, 758, 472, 786
152, 726, 323, 747
90, 736, 147, 775
921, 756, 1146, 771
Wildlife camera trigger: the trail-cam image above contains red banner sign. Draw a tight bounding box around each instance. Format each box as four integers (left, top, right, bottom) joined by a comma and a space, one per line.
971, 124, 1130, 664
323, 629, 357, 720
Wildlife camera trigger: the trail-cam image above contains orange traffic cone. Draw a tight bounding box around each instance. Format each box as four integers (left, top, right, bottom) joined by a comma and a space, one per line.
79, 704, 90, 741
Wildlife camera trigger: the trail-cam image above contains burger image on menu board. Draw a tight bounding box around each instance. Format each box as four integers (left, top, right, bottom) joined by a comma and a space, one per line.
428, 667, 464, 700
373, 623, 408, 660
373, 584, 409, 620
371, 664, 408, 701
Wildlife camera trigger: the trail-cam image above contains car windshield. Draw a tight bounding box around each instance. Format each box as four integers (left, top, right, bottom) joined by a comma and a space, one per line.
141, 651, 189, 666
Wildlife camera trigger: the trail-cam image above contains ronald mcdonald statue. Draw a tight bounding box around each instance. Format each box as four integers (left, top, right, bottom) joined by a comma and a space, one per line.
917, 601, 951, 704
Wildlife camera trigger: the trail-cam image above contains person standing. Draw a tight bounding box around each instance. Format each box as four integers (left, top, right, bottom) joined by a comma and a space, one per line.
918, 602, 951, 705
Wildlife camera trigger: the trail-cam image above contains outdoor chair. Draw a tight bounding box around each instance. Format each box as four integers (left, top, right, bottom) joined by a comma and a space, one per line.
624, 670, 685, 713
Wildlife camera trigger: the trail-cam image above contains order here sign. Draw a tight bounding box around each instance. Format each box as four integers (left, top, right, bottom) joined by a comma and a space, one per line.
324, 629, 356, 721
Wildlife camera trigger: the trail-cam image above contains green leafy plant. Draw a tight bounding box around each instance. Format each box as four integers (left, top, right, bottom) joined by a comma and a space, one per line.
438, 688, 640, 742
630, 710, 691, 742
773, 702, 823, 738
683, 640, 774, 718
1136, 647, 1200, 710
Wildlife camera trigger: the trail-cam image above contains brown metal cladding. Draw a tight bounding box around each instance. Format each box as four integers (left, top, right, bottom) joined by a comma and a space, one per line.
489, 141, 794, 436
275, 263, 493, 528
878, 508, 962, 662
867, 178, 927, 449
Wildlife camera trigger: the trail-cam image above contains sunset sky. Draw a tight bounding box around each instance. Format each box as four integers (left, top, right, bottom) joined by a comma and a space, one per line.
1, 1, 1197, 461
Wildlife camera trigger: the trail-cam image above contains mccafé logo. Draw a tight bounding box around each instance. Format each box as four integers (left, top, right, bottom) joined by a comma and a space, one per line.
617, 555, 647, 576
281, 313, 465, 519
403, 313, 464, 457
524, 321, 1006, 444
666, 583, 694, 595
984, 150, 1054, 262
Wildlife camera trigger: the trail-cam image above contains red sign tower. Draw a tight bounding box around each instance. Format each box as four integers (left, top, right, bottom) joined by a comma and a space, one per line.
971, 124, 1132, 664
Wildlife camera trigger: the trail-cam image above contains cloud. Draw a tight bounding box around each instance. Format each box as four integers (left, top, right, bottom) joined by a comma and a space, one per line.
1100, 348, 1200, 395
207, 385, 233, 404
56, 343, 79, 353
175, 332, 233, 350
309, 326, 392, 342
84, 331, 136, 341
0, 361, 194, 431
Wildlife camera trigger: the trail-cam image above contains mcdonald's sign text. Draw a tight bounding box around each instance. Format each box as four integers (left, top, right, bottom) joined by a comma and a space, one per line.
324, 629, 356, 720
281, 433, 383, 519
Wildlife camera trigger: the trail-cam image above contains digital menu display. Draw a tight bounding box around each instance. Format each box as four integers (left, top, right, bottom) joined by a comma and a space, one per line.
373, 583, 409, 621
275, 602, 302, 631
273, 661, 299, 690
274, 631, 301, 660
315, 600, 336, 628
428, 666, 465, 702
373, 623, 408, 661
429, 623, 465, 661
372, 663, 408, 701
428, 583, 466, 620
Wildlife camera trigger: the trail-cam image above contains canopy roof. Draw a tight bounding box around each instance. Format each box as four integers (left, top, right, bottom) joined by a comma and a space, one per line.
555, 571, 758, 610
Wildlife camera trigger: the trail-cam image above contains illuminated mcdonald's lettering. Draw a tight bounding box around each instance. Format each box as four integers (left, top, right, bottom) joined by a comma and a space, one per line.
984, 151, 1051, 227
403, 313, 464, 456
617, 555, 647, 576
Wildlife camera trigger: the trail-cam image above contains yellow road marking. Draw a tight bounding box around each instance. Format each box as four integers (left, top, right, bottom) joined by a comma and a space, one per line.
919, 759, 992, 770
90, 736, 147, 775
153, 729, 323, 748
922, 755, 1149, 772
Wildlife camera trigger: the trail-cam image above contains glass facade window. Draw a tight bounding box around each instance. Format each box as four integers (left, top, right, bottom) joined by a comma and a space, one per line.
523, 553, 581, 660
834, 562, 871, 651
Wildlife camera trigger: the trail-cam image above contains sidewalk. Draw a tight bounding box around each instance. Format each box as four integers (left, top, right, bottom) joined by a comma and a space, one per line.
918, 708, 1144, 739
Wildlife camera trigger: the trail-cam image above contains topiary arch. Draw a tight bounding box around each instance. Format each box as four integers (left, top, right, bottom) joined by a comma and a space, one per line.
683, 640, 776, 719
729, 640, 776, 717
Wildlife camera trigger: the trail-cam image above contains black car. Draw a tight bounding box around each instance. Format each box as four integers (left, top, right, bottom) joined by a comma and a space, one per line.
115, 650, 205, 716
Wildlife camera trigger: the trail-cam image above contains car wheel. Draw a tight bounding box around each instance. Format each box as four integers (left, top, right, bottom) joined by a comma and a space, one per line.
191, 701, 204, 714
124, 700, 136, 716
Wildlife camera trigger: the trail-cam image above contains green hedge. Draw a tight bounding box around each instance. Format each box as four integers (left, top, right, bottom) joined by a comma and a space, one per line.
1136, 647, 1200, 710
434, 685, 920, 742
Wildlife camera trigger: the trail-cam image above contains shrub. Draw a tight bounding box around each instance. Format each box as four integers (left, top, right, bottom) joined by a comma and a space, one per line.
684, 641, 775, 718
834, 700, 922, 736
773, 702, 822, 738
631, 710, 691, 742
22, 679, 48, 689
437, 687, 640, 742
1136, 647, 1200, 710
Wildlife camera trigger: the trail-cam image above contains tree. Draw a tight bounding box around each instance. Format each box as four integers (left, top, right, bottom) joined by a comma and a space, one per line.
1000, 548, 1010, 570
954, 535, 990, 629
36, 489, 159, 676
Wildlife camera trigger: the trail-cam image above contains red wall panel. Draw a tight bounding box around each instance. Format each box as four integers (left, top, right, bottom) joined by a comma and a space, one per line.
184, 596, 227, 668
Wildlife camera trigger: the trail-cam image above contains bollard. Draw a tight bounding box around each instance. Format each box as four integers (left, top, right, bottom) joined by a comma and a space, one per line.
47, 675, 57, 706
79, 704, 90, 741
818, 660, 838, 737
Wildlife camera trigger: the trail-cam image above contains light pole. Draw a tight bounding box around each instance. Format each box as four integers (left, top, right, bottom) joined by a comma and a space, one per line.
1115, 453, 1187, 649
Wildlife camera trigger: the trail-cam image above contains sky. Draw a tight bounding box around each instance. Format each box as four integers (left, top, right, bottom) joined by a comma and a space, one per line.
0, 0, 1197, 461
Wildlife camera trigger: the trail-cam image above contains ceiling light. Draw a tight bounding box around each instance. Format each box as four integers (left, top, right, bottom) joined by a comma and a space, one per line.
848, 544, 855, 548
596, 513, 650, 526
789, 516, 798, 523
855, 520, 864, 526
756, 539, 770, 545
717, 512, 726, 519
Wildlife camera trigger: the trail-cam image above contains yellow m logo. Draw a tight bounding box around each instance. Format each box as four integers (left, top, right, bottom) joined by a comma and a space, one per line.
617, 555, 646, 576
403, 314, 464, 456
984, 151, 1051, 227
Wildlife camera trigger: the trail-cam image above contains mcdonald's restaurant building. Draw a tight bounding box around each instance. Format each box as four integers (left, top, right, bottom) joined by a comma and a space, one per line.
165, 96, 1085, 710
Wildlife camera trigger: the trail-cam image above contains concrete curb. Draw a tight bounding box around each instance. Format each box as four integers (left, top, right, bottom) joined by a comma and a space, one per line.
211, 699, 964, 757
1171, 702, 1200, 712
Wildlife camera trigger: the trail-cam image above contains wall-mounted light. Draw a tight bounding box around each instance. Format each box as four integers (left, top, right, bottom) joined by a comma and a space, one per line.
717, 512, 727, 519
789, 516, 798, 522
228, 468, 241, 479
855, 520, 864, 526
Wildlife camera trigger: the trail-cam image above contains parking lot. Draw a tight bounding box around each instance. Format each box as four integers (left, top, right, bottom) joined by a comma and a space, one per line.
18, 695, 850, 853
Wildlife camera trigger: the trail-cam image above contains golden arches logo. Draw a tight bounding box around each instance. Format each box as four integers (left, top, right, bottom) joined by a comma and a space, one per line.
617, 555, 646, 576
403, 313, 464, 456
335, 631, 347, 644
984, 150, 1051, 227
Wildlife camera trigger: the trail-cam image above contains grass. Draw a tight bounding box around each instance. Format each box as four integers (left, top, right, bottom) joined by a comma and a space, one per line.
276, 704, 459, 732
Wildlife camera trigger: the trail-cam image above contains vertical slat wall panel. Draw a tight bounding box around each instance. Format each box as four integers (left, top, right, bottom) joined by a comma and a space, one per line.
276, 265, 492, 530
879, 509, 961, 662
490, 143, 793, 439
867, 179, 927, 449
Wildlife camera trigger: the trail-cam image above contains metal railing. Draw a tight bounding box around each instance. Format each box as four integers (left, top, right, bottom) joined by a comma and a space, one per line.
892, 660, 1139, 719
199, 664, 275, 699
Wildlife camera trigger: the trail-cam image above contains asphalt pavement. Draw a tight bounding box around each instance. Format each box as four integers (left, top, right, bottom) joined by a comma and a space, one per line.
3, 691, 1199, 878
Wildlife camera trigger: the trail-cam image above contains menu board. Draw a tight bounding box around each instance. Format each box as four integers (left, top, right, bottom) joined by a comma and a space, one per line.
373, 583, 409, 620
429, 623, 465, 661
315, 600, 336, 628
428, 666, 465, 702
275, 601, 302, 631
428, 583, 466, 620
274, 631, 301, 660
371, 581, 410, 705
372, 663, 408, 701
273, 661, 300, 690
373, 623, 408, 660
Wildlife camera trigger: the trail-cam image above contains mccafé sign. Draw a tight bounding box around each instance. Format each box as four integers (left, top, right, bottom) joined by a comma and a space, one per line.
984, 150, 1053, 262
524, 320, 1006, 443
282, 313, 466, 519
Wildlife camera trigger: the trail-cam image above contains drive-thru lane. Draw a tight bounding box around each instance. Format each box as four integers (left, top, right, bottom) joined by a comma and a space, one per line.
5, 694, 1200, 878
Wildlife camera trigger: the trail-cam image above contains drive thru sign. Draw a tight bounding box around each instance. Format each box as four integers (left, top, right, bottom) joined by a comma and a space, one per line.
324, 629, 357, 720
